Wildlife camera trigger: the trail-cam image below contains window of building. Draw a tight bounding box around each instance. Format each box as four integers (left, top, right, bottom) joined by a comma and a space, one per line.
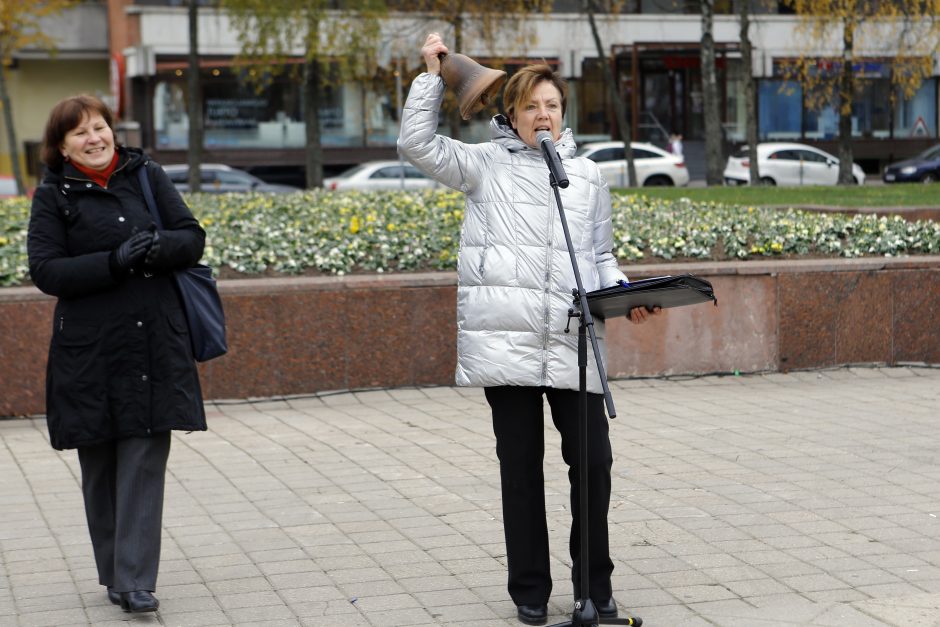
758, 80, 802, 140
894, 79, 937, 138
803, 76, 892, 139
152, 63, 403, 150
576, 57, 615, 142
724, 57, 745, 142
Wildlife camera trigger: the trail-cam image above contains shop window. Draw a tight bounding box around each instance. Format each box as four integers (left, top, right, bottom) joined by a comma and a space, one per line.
576, 58, 615, 141
894, 79, 937, 138
152, 64, 404, 150
804, 78, 893, 139
758, 80, 802, 140
724, 58, 745, 142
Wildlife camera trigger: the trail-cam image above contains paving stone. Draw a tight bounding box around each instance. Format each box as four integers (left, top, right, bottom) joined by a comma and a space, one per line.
1, 367, 939, 625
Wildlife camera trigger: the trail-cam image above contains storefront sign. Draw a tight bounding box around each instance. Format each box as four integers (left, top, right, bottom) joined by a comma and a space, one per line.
205, 98, 267, 129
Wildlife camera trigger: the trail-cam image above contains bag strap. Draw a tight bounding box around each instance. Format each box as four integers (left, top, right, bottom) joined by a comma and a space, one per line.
137, 163, 165, 229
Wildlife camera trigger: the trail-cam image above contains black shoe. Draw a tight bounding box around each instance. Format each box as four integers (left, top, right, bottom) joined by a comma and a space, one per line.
106, 587, 121, 605
595, 597, 618, 619
119, 591, 159, 613
517, 603, 548, 625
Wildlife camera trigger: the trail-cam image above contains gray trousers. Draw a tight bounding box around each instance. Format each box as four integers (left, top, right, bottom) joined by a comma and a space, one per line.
77, 432, 171, 593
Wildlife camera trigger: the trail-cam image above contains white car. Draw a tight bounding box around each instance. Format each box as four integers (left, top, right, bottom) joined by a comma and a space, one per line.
575, 141, 689, 187
323, 160, 440, 191
723, 142, 866, 186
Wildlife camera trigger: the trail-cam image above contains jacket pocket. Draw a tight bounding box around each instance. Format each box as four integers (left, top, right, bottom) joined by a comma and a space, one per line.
167, 309, 189, 336
53, 317, 100, 347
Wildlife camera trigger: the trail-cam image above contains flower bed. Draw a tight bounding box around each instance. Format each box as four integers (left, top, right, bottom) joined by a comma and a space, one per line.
2, 191, 939, 287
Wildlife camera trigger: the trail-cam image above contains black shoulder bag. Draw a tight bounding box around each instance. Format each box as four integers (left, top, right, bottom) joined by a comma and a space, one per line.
137, 164, 228, 362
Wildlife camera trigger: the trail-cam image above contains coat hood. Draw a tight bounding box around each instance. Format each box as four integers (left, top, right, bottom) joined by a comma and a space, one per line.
489, 114, 577, 159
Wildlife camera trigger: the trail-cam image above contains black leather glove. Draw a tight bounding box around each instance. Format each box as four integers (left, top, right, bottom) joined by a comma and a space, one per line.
109, 231, 153, 277
144, 229, 161, 267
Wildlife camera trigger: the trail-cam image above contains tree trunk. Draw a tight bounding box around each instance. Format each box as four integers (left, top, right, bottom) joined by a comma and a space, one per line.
739, 0, 760, 185
838, 19, 855, 185
585, 0, 636, 187
187, 0, 203, 193
700, 0, 724, 186
0, 67, 27, 195
303, 58, 323, 189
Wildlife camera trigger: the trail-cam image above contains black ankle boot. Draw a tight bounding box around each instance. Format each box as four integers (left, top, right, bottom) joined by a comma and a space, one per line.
517, 603, 547, 625
119, 590, 159, 613
595, 597, 618, 618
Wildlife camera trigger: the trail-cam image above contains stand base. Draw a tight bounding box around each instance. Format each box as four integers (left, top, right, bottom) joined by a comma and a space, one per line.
548, 598, 643, 627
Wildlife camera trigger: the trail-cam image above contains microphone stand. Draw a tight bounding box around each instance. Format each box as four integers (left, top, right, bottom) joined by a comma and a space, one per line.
547, 168, 642, 627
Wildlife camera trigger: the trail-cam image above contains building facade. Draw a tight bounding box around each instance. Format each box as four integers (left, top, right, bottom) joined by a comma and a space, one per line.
0, 2, 110, 183
6, 1, 939, 184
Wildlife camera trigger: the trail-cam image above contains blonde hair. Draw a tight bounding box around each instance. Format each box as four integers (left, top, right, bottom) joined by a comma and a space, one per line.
503, 64, 568, 121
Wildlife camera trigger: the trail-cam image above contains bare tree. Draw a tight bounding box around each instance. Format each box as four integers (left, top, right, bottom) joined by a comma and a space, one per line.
739, 0, 760, 184
700, 0, 724, 185
187, 0, 203, 192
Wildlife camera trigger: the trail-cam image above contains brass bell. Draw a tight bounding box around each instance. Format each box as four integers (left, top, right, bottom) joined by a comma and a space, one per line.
439, 53, 508, 121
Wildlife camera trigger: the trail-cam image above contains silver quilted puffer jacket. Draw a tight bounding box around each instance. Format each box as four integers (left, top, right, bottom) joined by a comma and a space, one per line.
398, 73, 628, 393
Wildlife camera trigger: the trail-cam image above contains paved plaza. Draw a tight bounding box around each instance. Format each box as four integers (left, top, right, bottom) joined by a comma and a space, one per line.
1, 366, 939, 627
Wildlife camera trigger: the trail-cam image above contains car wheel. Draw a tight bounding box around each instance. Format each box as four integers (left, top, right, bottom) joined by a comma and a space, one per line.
921, 173, 937, 184
759, 176, 776, 186
643, 175, 673, 187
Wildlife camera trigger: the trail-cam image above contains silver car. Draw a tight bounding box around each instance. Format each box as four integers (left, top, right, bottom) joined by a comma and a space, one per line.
323, 160, 440, 191
163, 164, 300, 194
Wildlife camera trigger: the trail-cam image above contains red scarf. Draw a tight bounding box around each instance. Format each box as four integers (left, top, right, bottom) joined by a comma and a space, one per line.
71, 152, 120, 188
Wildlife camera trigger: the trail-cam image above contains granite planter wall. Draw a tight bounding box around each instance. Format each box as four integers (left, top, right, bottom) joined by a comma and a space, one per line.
2, 257, 938, 417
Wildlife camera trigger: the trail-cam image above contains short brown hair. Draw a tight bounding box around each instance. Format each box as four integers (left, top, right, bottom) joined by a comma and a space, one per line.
41, 95, 116, 171
503, 64, 568, 122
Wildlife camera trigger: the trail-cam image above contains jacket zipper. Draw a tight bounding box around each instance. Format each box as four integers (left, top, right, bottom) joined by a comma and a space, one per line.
63, 155, 131, 189
541, 185, 555, 384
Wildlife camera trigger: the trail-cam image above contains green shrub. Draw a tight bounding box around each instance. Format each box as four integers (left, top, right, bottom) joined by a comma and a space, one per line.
2, 190, 938, 287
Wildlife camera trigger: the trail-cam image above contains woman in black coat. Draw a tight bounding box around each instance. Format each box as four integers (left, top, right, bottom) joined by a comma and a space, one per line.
27, 95, 207, 613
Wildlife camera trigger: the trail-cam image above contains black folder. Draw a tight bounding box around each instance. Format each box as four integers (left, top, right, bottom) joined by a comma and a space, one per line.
586, 274, 717, 320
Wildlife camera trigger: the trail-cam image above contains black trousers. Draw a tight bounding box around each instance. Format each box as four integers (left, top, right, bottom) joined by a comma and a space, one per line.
485, 386, 614, 606
77, 432, 171, 593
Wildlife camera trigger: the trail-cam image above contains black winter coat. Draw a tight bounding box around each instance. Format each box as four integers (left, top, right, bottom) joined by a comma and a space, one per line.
27, 147, 207, 450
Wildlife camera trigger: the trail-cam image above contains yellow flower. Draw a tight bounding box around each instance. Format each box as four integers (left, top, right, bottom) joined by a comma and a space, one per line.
0, 236, 7, 246
387, 223, 397, 231
350, 216, 361, 234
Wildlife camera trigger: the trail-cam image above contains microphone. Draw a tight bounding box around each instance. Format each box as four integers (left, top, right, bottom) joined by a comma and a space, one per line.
535, 130, 569, 188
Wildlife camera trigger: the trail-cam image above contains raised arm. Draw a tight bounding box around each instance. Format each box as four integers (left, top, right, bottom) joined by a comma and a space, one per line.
397, 33, 492, 194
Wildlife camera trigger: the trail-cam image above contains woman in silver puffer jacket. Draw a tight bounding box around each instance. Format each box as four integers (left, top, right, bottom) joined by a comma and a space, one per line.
398, 33, 660, 626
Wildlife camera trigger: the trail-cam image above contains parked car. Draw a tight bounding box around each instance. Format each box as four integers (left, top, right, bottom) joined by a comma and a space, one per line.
0, 176, 32, 198
163, 164, 300, 194
882, 145, 940, 183
575, 141, 689, 187
323, 160, 440, 191
0, 176, 19, 198
723, 142, 865, 186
